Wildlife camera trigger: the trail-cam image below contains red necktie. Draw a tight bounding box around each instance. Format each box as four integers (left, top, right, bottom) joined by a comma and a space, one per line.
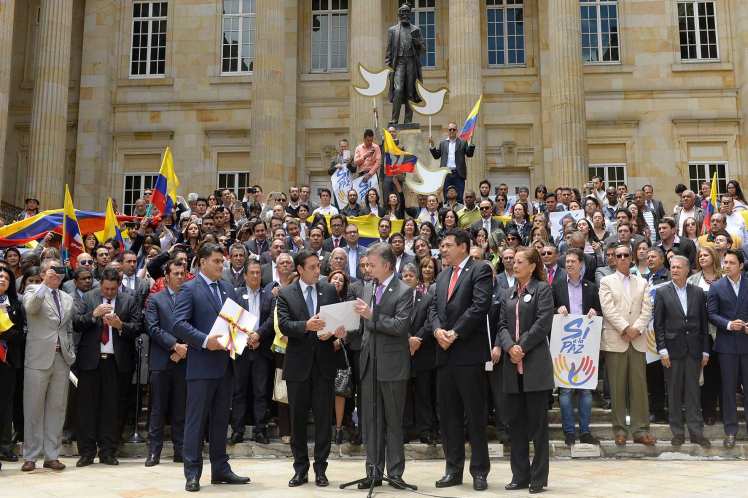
547, 267, 555, 284
100, 298, 110, 345
334, 238, 339, 248
447, 266, 461, 300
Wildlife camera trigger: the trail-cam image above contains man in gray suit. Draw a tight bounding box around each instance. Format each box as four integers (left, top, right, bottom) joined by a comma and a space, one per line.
352, 243, 413, 489
21, 259, 76, 471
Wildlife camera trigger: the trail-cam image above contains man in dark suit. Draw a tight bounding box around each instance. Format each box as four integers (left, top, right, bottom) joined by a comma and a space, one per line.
706, 249, 748, 449
276, 250, 345, 488
643, 184, 667, 221
119, 251, 150, 306
551, 248, 602, 446
323, 215, 348, 252
470, 200, 504, 238
144, 260, 188, 467
495, 248, 516, 291
244, 220, 269, 258
344, 223, 364, 280
429, 229, 493, 491
229, 259, 274, 445
390, 233, 414, 276
173, 243, 250, 492
540, 244, 566, 286
654, 255, 711, 448
658, 217, 697, 269
260, 238, 286, 287
429, 123, 476, 202
222, 243, 248, 288
351, 243, 413, 489
73, 269, 141, 467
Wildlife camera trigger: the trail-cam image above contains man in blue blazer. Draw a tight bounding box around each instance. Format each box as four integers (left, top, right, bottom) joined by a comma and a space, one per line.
144, 260, 188, 467
706, 248, 748, 449
173, 243, 250, 492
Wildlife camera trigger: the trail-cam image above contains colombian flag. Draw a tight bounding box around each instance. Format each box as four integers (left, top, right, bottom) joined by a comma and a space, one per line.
95, 198, 124, 244
62, 185, 84, 268
152, 146, 180, 218
382, 128, 417, 176
309, 213, 403, 247
702, 172, 718, 234
458, 95, 482, 143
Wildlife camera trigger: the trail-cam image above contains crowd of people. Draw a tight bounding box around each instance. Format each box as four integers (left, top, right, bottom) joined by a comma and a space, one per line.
0, 128, 747, 493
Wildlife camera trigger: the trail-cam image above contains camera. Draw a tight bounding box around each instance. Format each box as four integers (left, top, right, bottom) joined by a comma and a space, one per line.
52, 266, 66, 275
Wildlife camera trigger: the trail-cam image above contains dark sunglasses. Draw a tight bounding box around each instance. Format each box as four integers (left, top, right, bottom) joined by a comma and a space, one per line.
448, 128, 457, 131
540, 251, 554, 256
615, 253, 631, 259
79, 259, 94, 265
506, 236, 518, 241
480, 206, 492, 211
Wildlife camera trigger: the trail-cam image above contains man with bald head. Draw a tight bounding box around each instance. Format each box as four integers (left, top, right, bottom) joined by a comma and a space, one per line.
674, 190, 704, 237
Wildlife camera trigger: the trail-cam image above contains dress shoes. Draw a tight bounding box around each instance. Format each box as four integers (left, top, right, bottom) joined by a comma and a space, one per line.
564, 433, 575, 447
670, 435, 685, 447
419, 432, 435, 445
229, 432, 244, 445
504, 481, 529, 491
315, 472, 329, 487
724, 435, 737, 449
691, 435, 711, 448
356, 477, 382, 489
185, 477, 200, 492
633, 434, 657, 446
76, 455, 95, 467
288, 472, 308, 487
100, 456, 119, 465
145, 454, 160, 467
388, 476, 410, 490
43, 460, 65, 471
435, 473, 463, 488
529, 482, 548, 494
211, 470, 250, 485
473, 475, 488, 491
254, 431, 270, 445
21, 461, 35, 472
0, 450, 18, 462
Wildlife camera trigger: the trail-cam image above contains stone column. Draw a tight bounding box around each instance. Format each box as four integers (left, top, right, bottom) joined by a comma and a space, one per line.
448, 0, 484, 194
349, 0, 383, 141
0, 0, 15, 203
548, 0, 588, 188
26, 0, 74, 207
251, 0, 287, 192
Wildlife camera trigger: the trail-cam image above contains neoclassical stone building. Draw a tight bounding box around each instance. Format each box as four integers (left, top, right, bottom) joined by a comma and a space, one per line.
1, 0, 748, 214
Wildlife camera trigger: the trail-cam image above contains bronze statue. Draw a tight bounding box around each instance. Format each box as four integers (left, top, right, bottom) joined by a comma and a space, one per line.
385, 4, 425, 125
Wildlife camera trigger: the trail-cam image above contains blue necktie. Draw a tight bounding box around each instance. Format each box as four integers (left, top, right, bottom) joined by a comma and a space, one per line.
210, 282, 223, 310
305, 285, 315, 316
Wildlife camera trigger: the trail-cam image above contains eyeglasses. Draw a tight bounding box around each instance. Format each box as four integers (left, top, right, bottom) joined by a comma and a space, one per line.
615, 253, 631, 259
480, 206, 492, 211
448, 128, 457, 131
540, 251, 554, 256
79, 259, 94, 265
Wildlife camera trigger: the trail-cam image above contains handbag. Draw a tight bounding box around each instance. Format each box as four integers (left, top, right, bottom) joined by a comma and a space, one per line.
334, 343, 353, 398
272, 367, 288, 404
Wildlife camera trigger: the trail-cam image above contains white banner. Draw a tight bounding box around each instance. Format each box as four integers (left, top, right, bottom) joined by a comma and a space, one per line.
550, 314, 603, 390
548, 209, 585, 242
330, 168, 380, 208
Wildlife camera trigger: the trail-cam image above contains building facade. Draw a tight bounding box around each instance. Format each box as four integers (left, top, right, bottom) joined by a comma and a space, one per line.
1, 0, 747, 214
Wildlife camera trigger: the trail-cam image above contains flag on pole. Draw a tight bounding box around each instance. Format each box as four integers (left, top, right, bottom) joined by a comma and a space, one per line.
458, 95, 483, 143
382, 128, 417, 176
152, 146, 180, 217
95, 198, 124, 244
62, 185, 84, 268
702, 172, 719, 234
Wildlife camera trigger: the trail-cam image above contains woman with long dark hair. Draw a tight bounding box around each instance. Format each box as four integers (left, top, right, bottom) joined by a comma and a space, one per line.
361, 188, 382, 217
506, 203, 532, 245
727, 180, 747, 211
439, 209, 460, 239
497, 247, 553, 493
401, 218, 418, 255
3, 247, 22, 280
418, 221, 438, 248
383, 192, 405, 220
327, 270, 351, 445
0, 266, 26, 462
82, 234, 98, 256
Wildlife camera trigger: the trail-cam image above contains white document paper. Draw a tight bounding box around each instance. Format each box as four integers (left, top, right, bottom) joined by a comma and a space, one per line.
209, 298, 258, 358
318, 301, 361, 334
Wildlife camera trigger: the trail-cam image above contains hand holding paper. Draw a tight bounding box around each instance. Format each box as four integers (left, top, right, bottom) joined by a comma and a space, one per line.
208, 298, 258, 359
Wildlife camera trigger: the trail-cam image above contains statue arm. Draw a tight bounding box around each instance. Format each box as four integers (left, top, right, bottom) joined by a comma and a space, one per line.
384, 29, 393, 68
413, 26, 425, 55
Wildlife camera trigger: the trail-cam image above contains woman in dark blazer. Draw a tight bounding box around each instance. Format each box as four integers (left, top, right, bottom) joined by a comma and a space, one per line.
496, 247, 554, 494
0, 265, 26, 462
360, 188, 383, 217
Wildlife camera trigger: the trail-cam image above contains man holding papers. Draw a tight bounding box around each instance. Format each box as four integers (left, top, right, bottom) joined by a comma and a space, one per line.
352, 243, 414, 489
173, 243, 250, 492
276, 250, 345, 488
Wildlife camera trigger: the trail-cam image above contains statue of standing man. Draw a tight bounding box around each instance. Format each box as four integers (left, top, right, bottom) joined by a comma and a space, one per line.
385, 4, 425, 125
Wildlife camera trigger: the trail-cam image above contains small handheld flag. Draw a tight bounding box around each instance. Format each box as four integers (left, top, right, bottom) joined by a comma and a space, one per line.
382, 128, 417, 176
0, 308, 13, 334
95, 198, 124, 245
152, 146, 180, 218
702, 172, 718, 234
458, 95, 482, 143
62, 185, 84, 268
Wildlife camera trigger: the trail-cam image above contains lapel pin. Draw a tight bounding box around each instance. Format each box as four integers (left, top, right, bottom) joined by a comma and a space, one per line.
523, 294, 532, 303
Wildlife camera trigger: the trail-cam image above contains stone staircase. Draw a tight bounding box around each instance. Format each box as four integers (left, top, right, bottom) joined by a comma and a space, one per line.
45, 407, 748, 461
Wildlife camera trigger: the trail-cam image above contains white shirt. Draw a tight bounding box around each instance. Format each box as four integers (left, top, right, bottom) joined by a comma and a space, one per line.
271, 262, 279, 283
347, 246, 359, 278
299, 280, 318, 314
313, 204, 339, 216
100, 296, 116, 354
446, 139, 457, 170
725, 211, 746, 241
122, 274, 137, 291
506, 273, 516, 288
678, 207, 696, 236
244, 286, 261, 319
615, 270, 631, 294
729, 275, 741, 297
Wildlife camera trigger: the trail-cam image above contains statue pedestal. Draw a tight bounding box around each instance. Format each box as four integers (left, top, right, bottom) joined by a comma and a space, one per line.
393, 126, 448, 200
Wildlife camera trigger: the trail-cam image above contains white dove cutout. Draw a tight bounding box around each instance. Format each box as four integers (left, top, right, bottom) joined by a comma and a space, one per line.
353, 64, 392, 97
409, 80, 447, 116
405, 161, 449, 195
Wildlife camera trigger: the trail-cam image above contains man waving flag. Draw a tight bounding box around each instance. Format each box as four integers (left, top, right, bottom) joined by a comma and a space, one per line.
458, 95, 482, 143
152, 146, 180, 217
383, 128, 417, 176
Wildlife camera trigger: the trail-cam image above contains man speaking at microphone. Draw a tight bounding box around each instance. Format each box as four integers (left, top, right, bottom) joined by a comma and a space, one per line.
173, 243, 250, 492
352, 243, 413, 489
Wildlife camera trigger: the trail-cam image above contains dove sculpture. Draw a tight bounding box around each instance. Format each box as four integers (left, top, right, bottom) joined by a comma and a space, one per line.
353, 64, 392, 97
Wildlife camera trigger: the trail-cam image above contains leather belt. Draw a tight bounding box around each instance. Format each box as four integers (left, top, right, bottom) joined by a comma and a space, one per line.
100, 353, 112, 359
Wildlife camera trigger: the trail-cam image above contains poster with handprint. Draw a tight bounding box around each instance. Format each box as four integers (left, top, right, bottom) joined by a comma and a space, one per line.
550, 314, 602, 390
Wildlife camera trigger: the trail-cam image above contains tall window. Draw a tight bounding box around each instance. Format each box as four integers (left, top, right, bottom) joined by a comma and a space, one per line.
411, 0, 436, 68
130, 1, 168, 77
486, 0, 525, 67
588, 164, 627, 189
222, 0, 256, 74
218, 172, 251, 198
311, 0, 348, 72
677, 1, 718, 61
580, 0, 620, 63
123, 174, 158, 215
689, 162, 727, 195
